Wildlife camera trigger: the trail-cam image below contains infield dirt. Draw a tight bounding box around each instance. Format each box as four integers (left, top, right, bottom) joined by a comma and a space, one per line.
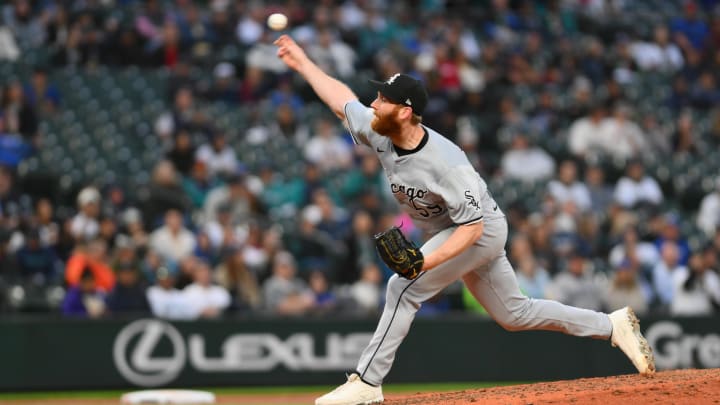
384, 368, 720, 405
4, 369, 718, 404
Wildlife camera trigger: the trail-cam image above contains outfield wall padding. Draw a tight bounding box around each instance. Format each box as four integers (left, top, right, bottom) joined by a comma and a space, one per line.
0, 315, 718, 390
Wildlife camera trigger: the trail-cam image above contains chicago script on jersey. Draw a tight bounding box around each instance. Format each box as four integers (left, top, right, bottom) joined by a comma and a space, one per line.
390, 183, 427, 200
391, 183, 443, 217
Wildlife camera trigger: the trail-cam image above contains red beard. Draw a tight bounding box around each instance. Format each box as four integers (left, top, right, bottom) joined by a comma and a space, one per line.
371, 110, 402, 136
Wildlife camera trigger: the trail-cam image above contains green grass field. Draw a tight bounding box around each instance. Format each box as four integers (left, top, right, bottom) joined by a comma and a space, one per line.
0, 381, 524, 401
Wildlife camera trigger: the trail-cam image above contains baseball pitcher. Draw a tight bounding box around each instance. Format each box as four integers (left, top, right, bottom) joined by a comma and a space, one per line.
274, 35, 655, 405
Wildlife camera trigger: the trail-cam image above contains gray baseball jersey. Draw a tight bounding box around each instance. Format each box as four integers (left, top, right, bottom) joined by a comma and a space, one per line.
343, 100, 613, 386
344, 101, 504, 235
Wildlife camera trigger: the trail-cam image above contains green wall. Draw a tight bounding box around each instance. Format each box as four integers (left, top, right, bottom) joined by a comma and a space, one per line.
0, 316, 717, 390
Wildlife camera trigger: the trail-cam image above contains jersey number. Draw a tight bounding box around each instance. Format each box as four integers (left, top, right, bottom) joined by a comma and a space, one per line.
412, 201, 443, 217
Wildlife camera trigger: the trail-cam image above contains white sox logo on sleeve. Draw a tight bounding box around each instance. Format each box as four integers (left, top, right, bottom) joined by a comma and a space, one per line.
464, 190, 481, 211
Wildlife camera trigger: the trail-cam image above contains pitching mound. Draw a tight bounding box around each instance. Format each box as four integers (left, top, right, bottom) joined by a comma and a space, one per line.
384, 369, 720, 405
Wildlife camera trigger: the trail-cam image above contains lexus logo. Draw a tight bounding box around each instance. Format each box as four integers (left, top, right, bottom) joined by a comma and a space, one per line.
113, 319, 186, 387
113, 319, 372, 387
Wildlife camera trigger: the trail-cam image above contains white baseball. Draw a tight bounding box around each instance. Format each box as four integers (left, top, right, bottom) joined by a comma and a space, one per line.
267, 13, 288, 31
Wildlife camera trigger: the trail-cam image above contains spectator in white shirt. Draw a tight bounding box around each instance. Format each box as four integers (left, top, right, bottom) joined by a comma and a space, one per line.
307, 28, 357, 79
515, 255, 550, 299
203, 171, 259, 224
195, 131, 238, 179
671, 251, 720, 316
203, 202, 247, 250
568, 104, 606, 159
234, 4, 263, 46
652, 241, 685, 308
545, 252, 604, 311
609, 226, 660, 271
630, 25, 684, 72
149, 209, 196, 263
547, 160, 592, 212
697, 178, 720, 237
245, 30, 289, 74
147, 266, 195, 319
614, 160, 663, 209
349, 263, 382, 316
500, 133, 555, 182
597, 104, 648, 160
303, 117, 353, 173
262, 251, 315, 315
70, 187, 101, 242
183, 260, 231, 319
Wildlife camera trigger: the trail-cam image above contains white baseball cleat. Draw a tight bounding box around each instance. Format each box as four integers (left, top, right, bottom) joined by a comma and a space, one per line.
609, 306, 656, 374
315, 373, 384, 405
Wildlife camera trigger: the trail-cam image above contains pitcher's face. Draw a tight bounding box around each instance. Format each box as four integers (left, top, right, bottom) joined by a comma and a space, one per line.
370, 93, 404, 136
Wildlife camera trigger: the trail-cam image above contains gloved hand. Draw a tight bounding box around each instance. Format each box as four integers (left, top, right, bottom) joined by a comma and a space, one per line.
374, 227, 424, 280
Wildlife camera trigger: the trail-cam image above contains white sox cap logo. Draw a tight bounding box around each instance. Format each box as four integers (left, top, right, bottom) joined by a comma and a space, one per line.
386, 73, 400, 84
113, 319, 186, 387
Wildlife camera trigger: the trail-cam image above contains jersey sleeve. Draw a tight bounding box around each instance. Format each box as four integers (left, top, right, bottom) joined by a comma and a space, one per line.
436, 166, 486, 225
343, 100, 374, 146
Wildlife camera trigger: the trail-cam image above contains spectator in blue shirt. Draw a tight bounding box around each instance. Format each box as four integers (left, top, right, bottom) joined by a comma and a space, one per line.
671, 1, 709, 50
15, 228, 60, 284
106, 262, 150, 315
61, 269, 106, 318
23, 67, 61, 113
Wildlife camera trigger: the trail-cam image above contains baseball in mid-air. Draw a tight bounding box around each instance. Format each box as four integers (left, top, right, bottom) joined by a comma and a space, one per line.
267, 13, 288, 31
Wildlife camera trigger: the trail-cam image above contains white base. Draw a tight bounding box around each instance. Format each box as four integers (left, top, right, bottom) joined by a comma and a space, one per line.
121, 389, 216, 404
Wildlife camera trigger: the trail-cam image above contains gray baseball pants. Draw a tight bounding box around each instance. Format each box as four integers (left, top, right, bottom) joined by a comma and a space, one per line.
355, 218, 613, 386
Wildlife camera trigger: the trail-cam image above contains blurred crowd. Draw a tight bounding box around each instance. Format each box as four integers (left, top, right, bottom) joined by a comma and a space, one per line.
1, 0, 720, 320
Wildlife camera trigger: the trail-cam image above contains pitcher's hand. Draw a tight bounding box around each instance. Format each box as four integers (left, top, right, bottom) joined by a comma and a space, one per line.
274, 35, 310, 73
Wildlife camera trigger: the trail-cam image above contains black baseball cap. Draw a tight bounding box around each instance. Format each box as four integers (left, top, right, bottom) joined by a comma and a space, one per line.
368, 73, 428, 116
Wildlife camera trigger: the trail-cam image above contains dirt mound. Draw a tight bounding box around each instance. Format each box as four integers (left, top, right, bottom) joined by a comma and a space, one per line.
4, 369, 718, 404
384, 369, 720, 405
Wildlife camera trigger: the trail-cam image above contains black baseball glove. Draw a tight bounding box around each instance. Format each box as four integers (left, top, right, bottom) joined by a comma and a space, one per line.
374, 226, 424, 280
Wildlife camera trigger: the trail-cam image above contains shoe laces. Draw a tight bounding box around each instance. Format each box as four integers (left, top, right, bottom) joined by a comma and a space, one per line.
328, 373, 360, 395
